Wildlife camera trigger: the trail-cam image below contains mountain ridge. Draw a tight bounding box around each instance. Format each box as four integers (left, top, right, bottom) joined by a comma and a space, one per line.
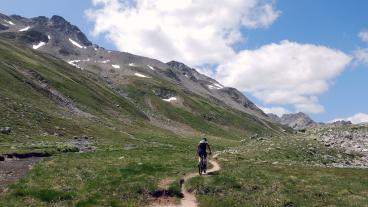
268, 112, 318, 130
0, 12, 268, 120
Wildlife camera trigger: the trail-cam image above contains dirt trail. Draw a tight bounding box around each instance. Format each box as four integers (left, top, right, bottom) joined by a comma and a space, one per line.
151, 154, 221, 207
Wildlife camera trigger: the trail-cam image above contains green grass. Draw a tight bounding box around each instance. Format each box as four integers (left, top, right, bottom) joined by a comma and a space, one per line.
1, 38, 368, 207
187, 134, 368, 207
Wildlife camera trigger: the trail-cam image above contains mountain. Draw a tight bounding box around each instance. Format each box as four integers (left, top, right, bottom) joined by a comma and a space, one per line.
0, 12, 288, 142
268, 112, 318, 130
0, 13, 267, 120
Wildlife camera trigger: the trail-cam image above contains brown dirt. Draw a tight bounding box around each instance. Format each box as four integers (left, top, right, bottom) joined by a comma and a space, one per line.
150, 154, 221, 207
0, 157, 43, 193
158, 177, 176, 189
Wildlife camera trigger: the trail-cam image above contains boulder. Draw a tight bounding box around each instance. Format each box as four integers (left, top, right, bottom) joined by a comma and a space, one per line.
1, 127, 11, 135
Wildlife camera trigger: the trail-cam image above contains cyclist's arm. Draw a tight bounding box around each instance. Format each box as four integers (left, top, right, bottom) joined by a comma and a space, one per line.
207, 143, 212, 154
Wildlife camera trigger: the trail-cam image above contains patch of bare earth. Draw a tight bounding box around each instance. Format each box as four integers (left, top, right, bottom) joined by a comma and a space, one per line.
149, 154, 221, 207
0, 157, 43, 193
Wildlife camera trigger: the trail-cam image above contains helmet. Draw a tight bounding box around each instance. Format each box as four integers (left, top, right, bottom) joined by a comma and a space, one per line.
199, 137, 207, 143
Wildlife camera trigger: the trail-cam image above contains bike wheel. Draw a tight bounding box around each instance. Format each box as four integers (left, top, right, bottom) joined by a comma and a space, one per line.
199, 156, 204, 175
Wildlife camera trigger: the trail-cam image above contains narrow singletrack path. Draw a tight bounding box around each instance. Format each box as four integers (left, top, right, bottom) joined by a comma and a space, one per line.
150, 154, 221, 207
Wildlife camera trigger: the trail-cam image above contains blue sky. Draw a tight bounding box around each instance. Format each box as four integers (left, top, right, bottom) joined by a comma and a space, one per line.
241, 0, 368, 122
1, 0, 367, 123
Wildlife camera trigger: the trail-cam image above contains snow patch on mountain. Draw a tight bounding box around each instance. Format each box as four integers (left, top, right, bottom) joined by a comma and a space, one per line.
100, 60, 110, 64
162, 97, 177, 102
112, 64, 120, 69
68, 60, 81, 69
19, 26, 30, 32
32, 42, 46, 50
147, 65, 155, 70
134, 73, 149, 78
208, 83, 224, 90
5, 20, 15, 25
69, 38, 86, 49
67, 59, 90, 69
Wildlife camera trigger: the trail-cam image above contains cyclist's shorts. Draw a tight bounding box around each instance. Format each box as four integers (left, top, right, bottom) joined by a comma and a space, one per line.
198, 151, 207, 158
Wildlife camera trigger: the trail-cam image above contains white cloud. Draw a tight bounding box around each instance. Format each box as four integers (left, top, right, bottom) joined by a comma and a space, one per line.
330, 113, 368, 124
216, 40, 352, 114
358, 30, 368, 43
260, 106, 290, 117
353, 48, 368, 65
86, 0, 280, 65
196, 65, 216, 78
86, 1, 352, 115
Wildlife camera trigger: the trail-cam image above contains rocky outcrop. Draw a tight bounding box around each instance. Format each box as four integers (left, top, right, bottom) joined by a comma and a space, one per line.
267, 113, 282, 123
269, 112, 317, 130
329, 120, 352, 127
310, 124, 368, 167
153, 88, 176, 99
0, 24, 9, 31
1, 127, 11, 135
167, 60, 267, 118
50, 15, 92, 46
18, 30, 49, 44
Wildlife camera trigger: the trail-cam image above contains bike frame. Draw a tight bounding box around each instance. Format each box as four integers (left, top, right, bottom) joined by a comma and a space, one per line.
198, 155, 206, 175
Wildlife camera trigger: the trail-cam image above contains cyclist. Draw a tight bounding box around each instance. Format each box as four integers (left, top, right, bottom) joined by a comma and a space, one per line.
197, 137, 212, 173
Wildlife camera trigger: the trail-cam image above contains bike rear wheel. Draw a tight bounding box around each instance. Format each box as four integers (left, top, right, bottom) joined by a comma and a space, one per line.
198, 156, 205, 175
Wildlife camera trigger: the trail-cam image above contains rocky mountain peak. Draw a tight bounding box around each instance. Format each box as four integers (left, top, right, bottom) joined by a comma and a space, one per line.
269, 112, 317, 130
167, 60, 190, 69
50, 15, 91, 46
281, 112, 311, 120
50, 15, 68, 24
31, 16, 49, 25
166, 60, 196, 74
267, 113, 282, 122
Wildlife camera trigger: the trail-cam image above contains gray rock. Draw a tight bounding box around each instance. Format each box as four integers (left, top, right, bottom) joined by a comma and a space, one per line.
1, 127, 11, 135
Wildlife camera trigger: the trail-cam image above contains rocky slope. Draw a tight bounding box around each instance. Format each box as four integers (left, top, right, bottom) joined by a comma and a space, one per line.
309, 124, 368, 168
0, 13, 267, 120
0, 12, 290, 147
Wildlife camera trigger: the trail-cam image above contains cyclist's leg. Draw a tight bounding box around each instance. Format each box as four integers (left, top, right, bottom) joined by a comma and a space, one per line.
204, 153, 207, 172
198, 152, 203, 166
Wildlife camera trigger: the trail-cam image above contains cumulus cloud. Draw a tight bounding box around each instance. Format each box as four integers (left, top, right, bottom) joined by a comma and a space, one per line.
86, 0, 280, 65
260, 106, 290, 117
353, 48, 368, 65
330, 113, 368, 124
86, 1, 352, 115
358, 30, 368, 43
216, 40, 352, 114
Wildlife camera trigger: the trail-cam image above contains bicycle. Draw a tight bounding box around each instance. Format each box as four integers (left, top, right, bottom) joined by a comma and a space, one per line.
198, 155, 207, 176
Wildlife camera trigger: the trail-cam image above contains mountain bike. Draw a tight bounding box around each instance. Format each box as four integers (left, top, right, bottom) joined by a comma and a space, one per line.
198, 155, 206, 175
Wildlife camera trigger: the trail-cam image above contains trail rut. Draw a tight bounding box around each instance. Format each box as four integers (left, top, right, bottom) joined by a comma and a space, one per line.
150, 154, 221, 207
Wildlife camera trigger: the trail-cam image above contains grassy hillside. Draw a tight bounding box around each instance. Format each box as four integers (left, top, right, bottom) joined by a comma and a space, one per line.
1, 39, 368, 207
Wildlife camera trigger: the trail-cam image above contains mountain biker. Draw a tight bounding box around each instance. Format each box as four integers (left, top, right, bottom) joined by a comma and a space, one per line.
197, 137, 212, 173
